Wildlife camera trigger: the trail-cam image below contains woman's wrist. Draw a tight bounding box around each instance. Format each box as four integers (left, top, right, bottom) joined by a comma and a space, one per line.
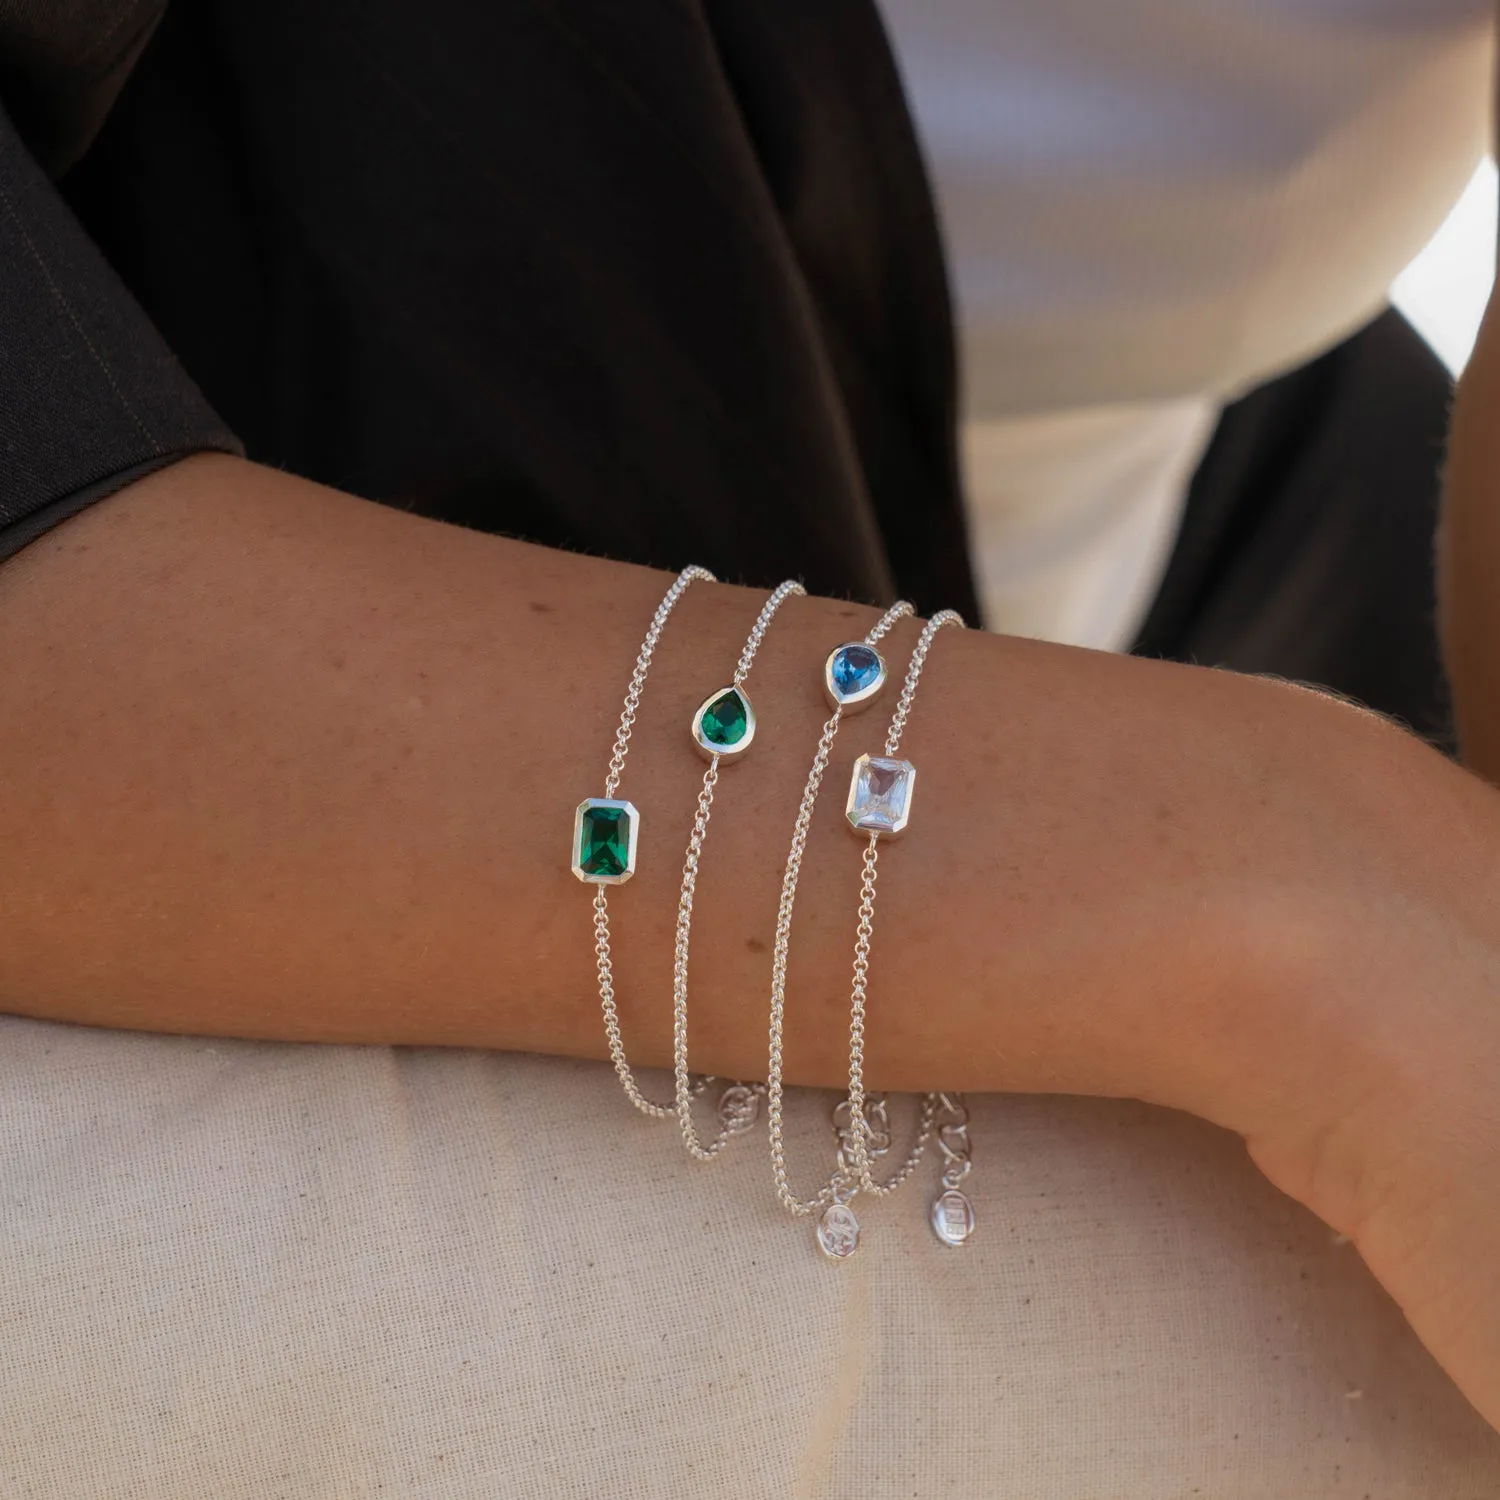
1162, 679, 1500, 1174
1220, 695, 1500, 1431
558, 614, 1464, 1159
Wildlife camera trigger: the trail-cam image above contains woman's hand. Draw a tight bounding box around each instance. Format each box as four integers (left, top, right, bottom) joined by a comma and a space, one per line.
1213, 696, 1500, 1436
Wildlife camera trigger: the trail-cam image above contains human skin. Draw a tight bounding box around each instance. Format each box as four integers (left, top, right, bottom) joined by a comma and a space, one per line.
3, 451, 1500, 1429
1442, 295, 1500, 783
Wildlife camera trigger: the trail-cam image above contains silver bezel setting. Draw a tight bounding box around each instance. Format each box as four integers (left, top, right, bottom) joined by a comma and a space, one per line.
690, 685, 757, 762
572, 797, 640, 885
823, 642, 888, 713
844, 753, 916, 839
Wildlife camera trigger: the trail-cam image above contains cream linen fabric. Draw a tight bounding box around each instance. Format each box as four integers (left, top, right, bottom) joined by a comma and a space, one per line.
2, 1015, 1498, 1496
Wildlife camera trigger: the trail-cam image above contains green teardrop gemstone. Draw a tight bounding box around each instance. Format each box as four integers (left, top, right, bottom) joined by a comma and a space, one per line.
698, 687, 749, 747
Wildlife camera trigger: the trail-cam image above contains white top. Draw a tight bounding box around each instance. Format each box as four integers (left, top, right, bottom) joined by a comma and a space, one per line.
8, 8, 1500, 1496
878, 0, 1493, 647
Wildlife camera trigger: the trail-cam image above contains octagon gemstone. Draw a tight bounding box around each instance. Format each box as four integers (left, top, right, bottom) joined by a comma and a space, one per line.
572, 798, 639, 883
845, 754, 916, 837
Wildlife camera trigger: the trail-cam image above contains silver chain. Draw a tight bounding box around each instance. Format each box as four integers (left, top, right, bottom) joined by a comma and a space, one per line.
602, 565, 715, 800
843, 609, 965, 1199
590, 575, 974, 1247
933, 1091, 973, 1192
834, 1092, 938, 1199
592, 566, 714, 1118
765, 601, 914, 1214
883, 606, 959, 760
673, 580, 807, 1160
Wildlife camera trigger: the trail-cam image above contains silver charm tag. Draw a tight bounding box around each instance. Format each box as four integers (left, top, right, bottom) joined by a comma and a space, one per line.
716, 1084, 762, 1135
817, 1202, 861, 1260
930, 1189, 975, 1247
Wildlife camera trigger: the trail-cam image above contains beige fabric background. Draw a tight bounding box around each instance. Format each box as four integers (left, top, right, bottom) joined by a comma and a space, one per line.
1, 1015, 1497, 1496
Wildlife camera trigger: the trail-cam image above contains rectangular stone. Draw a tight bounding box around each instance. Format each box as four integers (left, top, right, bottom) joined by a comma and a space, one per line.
845, 754, 915, 837
572, 798, 639, 883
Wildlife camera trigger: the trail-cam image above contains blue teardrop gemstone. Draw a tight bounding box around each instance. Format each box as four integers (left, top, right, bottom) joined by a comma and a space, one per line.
831, 645, 883, 698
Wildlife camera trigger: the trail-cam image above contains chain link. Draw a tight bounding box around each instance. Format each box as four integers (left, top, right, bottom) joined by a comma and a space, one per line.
882, 606, 958, 760
834, 1092, 937, 1198
932, 1090, 973, 1191
602, 565, 715, 800
765, 600, 914, 1214
674, 580, 806, 1160
593, 887, 674, 1117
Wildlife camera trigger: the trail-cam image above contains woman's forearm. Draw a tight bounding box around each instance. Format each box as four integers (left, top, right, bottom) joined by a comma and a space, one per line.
0, 454, 1488, 1141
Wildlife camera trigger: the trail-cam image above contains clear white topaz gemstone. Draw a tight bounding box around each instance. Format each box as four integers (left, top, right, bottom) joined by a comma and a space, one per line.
845, 754, 916, 837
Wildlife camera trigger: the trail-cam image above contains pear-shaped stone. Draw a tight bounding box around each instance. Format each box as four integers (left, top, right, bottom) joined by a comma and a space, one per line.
824, 642, 887, 711
693, 685, 755, 755
832, 645, 881, 696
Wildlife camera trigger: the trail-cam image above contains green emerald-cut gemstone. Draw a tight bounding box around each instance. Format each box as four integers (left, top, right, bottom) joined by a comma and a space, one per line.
574, 800, 636, 882
698, 688, 749, 748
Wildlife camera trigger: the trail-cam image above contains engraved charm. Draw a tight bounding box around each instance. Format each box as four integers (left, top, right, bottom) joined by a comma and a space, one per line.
930, 1188, 975, 1247
817, 1202, 861, 1260
716, 1084, 762, 1135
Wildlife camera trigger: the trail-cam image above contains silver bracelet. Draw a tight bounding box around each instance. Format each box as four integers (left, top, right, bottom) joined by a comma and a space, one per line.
573, 565, 715, 1118
765, 600, 916, 1219
671, 579, 807, 1160
577, 574, 974, 1249
823, 608, 974, 1260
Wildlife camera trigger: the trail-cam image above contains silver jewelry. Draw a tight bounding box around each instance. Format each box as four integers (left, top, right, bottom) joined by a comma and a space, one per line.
838, 609, 974, 1252
816, 1092, 941, 1259
575, 565, 714, 1119
766, 604, 970, 1257
929, 1092, 976, 1246
672, 579, 807, 1160
765, 600, 915, 1221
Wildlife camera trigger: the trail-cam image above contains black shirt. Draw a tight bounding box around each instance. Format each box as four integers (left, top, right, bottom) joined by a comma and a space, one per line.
0, 0, 979, 618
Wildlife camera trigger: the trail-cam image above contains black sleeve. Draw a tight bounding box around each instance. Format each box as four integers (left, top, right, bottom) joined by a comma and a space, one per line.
0, 92, 241, 566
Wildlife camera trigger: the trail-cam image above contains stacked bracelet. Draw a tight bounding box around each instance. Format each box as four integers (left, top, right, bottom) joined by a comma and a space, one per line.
766, 606, 973, 1259
672, 579, 806, 1160
573, 569, 974, 1258
765, 600, 915, 1219
832, 609, 971, 1257
574, 566, 714, 1118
